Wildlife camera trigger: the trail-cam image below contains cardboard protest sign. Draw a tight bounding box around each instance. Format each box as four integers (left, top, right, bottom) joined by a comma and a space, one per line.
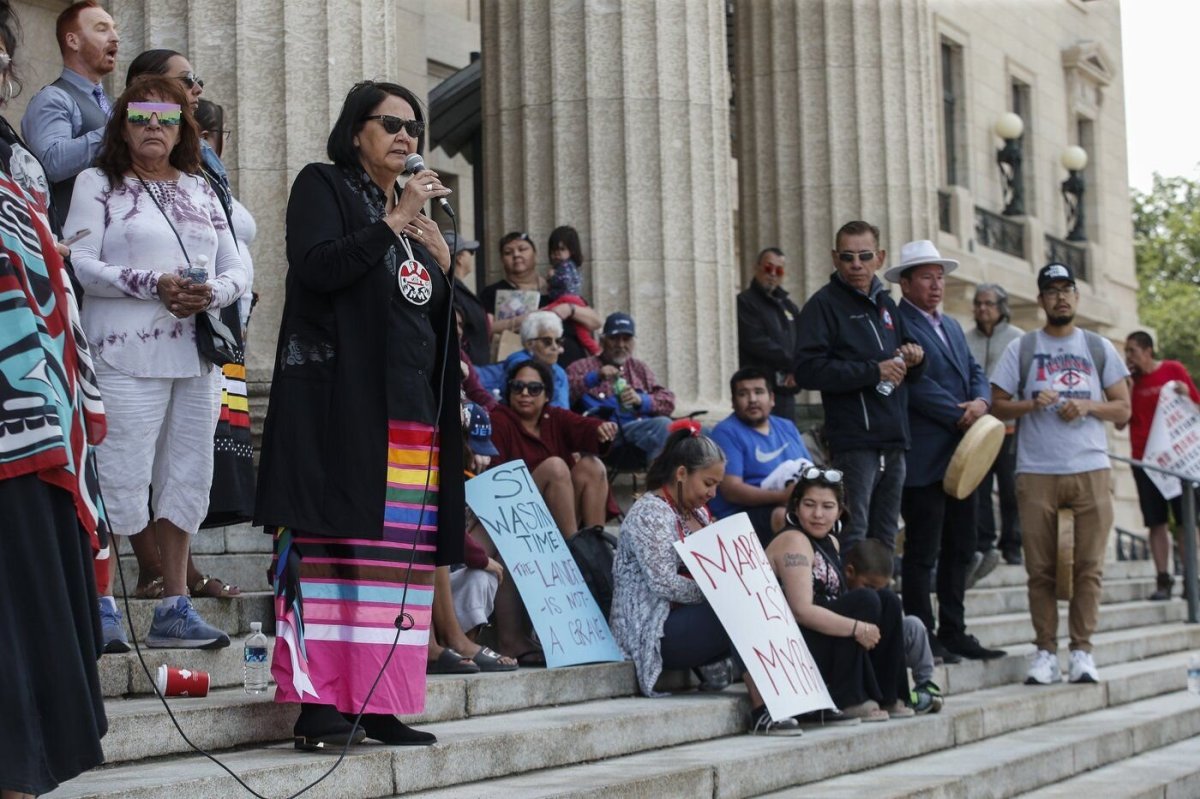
465, 462, 623, 668
673, 513, 834, 719
1143, 383, 1200, 500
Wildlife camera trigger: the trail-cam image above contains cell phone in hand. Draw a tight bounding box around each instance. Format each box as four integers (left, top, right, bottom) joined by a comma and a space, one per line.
60, 228, 91, 246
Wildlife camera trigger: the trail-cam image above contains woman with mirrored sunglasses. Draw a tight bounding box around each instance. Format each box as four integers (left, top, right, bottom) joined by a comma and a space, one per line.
766, 471, 912, 723
255, 79, 459, 751
64, 75, 248, 658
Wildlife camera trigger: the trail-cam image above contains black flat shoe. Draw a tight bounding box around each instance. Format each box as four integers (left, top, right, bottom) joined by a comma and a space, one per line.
929, 635, 963, 665
352, 713, 437, 746
294, 702, 367, 751
939, 632, 1006, 661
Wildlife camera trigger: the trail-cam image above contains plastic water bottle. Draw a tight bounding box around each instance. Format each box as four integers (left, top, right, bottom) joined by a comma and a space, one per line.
613, 377, 632, 409
244, 622, 269, 694
876, 355, 905, 397
1188, 654, 1200, 695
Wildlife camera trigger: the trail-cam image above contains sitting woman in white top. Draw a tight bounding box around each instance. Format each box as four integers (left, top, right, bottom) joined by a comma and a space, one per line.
610, 424, 800, 733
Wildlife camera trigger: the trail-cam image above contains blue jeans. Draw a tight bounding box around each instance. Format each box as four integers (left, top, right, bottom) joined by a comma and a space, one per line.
611, 416, 671, 466
831, 447, 906, 552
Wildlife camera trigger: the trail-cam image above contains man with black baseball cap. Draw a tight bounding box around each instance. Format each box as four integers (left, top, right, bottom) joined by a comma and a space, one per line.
989, 262, 1130, 686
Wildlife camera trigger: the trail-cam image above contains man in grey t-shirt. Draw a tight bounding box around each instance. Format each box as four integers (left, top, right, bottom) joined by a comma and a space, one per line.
990, 263, 1129, 687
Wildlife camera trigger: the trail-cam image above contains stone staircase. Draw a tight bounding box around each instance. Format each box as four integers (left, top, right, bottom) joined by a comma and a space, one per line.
46, 525, 1200, 799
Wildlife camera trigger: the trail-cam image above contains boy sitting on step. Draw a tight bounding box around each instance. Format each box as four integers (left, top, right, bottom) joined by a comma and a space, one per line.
844, 540, 944, 714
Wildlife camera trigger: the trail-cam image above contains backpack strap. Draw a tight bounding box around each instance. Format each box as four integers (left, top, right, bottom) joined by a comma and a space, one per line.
1016, 330, 1038, 400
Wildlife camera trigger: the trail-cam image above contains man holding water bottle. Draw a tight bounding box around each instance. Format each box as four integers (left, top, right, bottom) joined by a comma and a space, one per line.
990, 262, 1130, 685
794, 220, 924, 555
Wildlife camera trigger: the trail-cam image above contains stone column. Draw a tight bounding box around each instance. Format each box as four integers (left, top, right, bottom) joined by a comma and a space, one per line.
481, 0, 739, 411
733, 0, 939, 298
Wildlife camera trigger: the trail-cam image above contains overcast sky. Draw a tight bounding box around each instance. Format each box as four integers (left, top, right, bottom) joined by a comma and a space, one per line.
1122, 1, 1198, 192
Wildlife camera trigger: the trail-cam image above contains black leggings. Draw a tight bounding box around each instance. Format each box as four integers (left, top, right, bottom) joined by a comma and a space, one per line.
660, 601, 737, 670
801, 587, 908, 708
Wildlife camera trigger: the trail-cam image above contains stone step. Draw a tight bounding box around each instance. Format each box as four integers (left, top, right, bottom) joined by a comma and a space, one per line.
974, 560, 1155, 589
967, 599, 1186, 650
1019, 730, 1200, 798
112, 552, 272, 596
95, 660, 637, 763
113, 522, 271, 556
45, 691, 749, 798
776, 690, 1200, 798
407, 651, 1198, 799
104, 592, 274, 642
963, 576, 1159, 618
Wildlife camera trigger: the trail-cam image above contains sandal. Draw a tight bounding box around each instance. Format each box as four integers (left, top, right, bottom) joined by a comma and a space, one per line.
132, 575, 165, 600
191, 575, 241, 599
428, 647, 481, 674
470, 646, 519, 672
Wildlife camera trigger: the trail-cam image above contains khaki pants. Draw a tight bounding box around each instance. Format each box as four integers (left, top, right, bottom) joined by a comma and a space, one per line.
1016, 470, 1113, 653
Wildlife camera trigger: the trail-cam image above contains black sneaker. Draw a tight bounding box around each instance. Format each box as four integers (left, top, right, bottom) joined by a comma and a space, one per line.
1150, 572, 1174, 601
939, 632, 1006, 661
929, 635, 963, 665
1003, 549, 1023, 566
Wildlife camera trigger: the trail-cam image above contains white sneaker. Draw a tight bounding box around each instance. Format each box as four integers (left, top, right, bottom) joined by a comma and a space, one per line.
1025, 649, 1062, 685
1068, 649, 1099, 683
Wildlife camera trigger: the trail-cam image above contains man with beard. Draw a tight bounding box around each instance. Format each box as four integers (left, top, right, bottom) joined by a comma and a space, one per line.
1121, 331, 1200, 601
22, 0, 119, 229
990, 263, 1129, 686
567, 312, 676, 465
709, 367, 813, 547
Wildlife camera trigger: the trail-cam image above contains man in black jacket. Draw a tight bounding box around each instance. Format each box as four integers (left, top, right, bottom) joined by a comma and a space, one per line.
794, 220, 924, 553
737, 247, 801, 419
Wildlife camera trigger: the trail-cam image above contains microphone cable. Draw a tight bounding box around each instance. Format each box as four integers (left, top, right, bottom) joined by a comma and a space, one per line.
112, 181, 460, 799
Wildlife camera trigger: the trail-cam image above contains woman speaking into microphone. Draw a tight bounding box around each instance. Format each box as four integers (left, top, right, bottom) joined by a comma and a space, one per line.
255, 80, 462, 750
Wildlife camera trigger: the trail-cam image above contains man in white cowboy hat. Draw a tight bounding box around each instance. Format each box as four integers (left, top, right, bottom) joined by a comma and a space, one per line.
891, 240, 1004, 663
794, 220, 925, 556
990, 261, 1129, 686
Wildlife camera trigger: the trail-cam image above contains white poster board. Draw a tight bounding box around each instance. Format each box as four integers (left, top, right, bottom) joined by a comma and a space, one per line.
1142, 383, 1200, 500
673, 513, 834, 719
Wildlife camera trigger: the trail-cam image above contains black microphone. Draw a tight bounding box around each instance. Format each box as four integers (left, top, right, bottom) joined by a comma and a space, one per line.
404, 153, 455, 218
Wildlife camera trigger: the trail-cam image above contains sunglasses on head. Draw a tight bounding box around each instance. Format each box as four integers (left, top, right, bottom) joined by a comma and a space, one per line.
510, 380, 546, 397
529, 336, 565, 349
837, 251, 876, 263
176, 72, 204, 90
127, 102, 182, 127
802, 467, 843, 483
363, 114, 425, 138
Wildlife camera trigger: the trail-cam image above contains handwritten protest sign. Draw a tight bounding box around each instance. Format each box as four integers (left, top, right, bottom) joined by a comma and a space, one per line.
1143, 383, 1200, 500
465, 462, 623, 668
674, 513, 834, 719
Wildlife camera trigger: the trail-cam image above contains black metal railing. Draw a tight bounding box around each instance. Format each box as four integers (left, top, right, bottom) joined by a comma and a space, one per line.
1045, 234, 1088, 282
938, 190, 952, 234
974, 206, 1024, 258
1115, 527, 1150, 561
1111, 454, 1199, 623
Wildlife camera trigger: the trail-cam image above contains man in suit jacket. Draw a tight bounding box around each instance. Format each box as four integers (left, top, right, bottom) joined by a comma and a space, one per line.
890, 240, 1005, 663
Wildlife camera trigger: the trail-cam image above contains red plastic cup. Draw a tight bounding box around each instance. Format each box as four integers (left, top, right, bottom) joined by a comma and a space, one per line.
156, 664, 211, 697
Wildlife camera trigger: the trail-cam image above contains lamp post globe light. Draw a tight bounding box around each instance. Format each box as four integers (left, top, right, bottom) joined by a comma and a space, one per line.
995, 113, 1025, 216
1061, 145, 1089, 241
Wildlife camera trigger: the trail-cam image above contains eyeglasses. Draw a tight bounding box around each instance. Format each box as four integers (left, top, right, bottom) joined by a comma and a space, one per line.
837, 251, 876, 263
802, 467, 843, 483
127, 102, 182, 127
363, 114, 425, 138
1040, 286, 1076, 300
510, 380, 546, 396
529, 336, 565, 349
176, 73, 204, 90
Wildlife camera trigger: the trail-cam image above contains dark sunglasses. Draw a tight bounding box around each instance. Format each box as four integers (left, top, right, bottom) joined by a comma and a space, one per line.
529, 336, 565, 349
762, 265, 784, 276
363, 114, 425, 138
837, 251, 876, 263
176, 72, 204, 90
802, 467, 843, 483
510, 380, 546, 397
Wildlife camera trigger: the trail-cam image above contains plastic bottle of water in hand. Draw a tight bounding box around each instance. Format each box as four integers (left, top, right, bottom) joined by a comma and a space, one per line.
244, 622, 269, 694
876, 355, 905, 397
1188, 653, 1200, 695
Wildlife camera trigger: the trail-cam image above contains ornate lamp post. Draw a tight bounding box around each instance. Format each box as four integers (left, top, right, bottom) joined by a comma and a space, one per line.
995, 112, 1025, 216
1061, 145, 1089, 241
